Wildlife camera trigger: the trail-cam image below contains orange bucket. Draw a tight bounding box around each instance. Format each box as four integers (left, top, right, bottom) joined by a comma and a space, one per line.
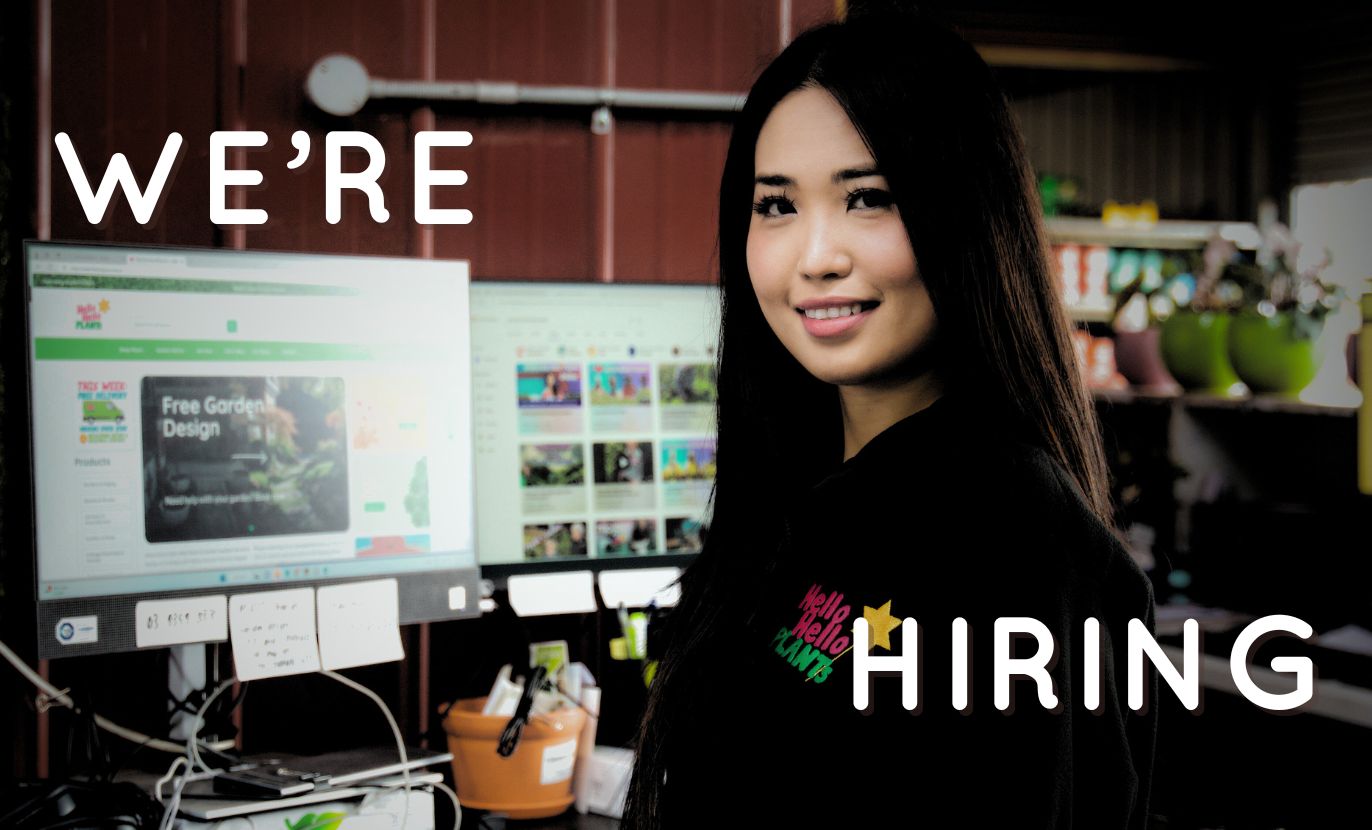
442, 696, 587, 819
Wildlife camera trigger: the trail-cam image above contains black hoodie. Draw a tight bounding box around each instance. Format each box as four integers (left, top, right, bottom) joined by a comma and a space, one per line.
658, 392, 1158, 828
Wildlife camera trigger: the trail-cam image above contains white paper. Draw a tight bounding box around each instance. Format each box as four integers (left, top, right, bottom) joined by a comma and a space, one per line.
597, 568, 681, 610
229, 588, 321, 681
317, 579, 404, 670
579, 746, 634, 818
507, 571, 597, 617
540, 738, 578, 785
135, 596, 228, 648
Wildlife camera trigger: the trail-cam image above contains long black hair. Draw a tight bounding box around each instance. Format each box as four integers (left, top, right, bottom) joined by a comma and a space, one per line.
623, 9, 1113, 825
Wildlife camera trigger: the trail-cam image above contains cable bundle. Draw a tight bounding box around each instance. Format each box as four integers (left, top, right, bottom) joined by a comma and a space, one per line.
496, 665, 547, 757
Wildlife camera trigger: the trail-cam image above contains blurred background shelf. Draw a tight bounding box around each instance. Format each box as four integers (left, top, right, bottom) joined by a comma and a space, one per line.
1092, 387, 1359, 417
1047, 216, 1262, 250
1066, 299, 1115, 323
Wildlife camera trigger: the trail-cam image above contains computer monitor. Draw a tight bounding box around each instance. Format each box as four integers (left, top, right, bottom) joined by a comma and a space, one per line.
26, 241, 480, 658
468, 281, 718, 577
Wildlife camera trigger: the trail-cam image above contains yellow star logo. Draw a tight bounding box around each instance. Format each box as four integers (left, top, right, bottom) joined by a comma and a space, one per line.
863, 600, 901, 651
98, 299, 110, 313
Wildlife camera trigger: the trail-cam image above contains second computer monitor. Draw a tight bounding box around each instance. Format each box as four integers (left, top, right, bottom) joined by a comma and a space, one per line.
469, 281, 719, 575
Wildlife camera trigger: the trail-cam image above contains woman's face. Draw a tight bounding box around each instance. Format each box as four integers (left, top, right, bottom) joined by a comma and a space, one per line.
746, 86, 936, 387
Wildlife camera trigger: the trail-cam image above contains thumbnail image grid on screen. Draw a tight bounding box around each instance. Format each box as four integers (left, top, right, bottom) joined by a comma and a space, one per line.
470, 283, 717, 568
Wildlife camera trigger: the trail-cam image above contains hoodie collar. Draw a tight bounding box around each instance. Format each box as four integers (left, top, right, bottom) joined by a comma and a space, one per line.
811, 390, 972, 492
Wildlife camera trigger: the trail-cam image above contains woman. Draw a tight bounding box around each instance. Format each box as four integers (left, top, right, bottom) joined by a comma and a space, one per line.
624, 9, 1158, 829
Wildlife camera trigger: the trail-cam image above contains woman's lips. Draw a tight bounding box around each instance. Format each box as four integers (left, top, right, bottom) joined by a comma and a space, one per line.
796, 301, 878, 338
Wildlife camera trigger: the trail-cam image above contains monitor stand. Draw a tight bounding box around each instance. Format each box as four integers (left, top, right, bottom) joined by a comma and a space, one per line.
168, 643, 207, 741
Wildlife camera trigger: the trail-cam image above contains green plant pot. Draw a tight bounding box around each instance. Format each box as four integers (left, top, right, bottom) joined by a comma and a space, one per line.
1159, 310, 1245, 396
1227, 309, 1323, 398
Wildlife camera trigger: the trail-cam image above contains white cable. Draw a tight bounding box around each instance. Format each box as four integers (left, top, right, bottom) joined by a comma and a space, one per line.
155, 678, 237, 830
159, 768, 217, 830
188, 679, 237, 773
154, 753, 215, 830
431, 779, 463, 830
154, 756, 189, 802
0, 636, 235, 756
321, 670, 411, 830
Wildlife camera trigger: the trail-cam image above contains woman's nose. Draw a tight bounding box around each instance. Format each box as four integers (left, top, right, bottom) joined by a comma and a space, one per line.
798, 214, 853, 281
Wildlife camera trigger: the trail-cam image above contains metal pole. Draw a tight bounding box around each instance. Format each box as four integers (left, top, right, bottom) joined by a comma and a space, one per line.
369, 79, 747, 113
306, 54, 746, 117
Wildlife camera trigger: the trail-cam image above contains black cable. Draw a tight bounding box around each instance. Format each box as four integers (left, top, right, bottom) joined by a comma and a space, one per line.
165, 680, 210, 724
107, 682, 250, 782
0, 781, 161, 830
107, 733, 160, 784
496, 666, 546, 757
60, 687, 115, 783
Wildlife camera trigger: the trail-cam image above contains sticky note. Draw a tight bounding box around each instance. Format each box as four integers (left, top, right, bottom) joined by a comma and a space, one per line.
229, 588, 321, 681
597, 568, 681, 610
317, 579, 404, 670
507, 571, 597, 617
136, 596, 228, 648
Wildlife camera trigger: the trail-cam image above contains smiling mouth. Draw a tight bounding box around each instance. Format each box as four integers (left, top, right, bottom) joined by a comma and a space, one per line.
797, 301, 880, 320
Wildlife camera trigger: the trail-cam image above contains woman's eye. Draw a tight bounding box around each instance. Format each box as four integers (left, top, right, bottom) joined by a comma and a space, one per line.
752, 195, 795, 218
848, 188, 894, 211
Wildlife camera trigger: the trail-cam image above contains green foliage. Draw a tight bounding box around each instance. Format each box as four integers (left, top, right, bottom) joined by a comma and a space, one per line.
1224, 222, 1344, 341
405, 457, 430, 528
284, 812, 347, 830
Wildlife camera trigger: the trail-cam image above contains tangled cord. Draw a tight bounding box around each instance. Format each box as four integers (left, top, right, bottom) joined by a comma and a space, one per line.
496, 666, 547, 757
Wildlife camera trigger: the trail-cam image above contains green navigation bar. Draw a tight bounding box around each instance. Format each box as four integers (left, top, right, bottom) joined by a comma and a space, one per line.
33, 273, 358, 297
33, 338, 426, 362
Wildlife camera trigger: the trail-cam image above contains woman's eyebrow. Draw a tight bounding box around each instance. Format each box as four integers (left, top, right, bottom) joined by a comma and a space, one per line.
754, 173, 793, 186
833, 166, 881, 183
753, 166, 881, 187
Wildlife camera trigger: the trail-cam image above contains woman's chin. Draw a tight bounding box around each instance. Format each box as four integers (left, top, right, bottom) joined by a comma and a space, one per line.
794, 357, 887, 387
793, 349, 940, 390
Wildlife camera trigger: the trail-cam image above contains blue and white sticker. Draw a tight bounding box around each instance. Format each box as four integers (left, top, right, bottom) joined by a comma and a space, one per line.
55, 616, 99, 645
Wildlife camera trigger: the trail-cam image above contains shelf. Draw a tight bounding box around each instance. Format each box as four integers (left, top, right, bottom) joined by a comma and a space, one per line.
1092, 387, 1178, 406
1092, 387, 1359, 417
1047, 216, 1261, 250
1066, 300, 1114, 323
1159, 644, 1372, 729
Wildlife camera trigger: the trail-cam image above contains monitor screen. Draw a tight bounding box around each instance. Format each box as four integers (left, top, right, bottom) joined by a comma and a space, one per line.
26, 241, 479, 658
469, 281, 718, 574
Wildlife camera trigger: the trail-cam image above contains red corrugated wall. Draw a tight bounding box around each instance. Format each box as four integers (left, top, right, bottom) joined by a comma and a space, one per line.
45, 0, 839, 283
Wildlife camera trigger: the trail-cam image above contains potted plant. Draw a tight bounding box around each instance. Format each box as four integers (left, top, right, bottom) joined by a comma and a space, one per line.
1224, 221, 1341, 398
1159, 235, 1247, 396
1111, 249, 1182, 392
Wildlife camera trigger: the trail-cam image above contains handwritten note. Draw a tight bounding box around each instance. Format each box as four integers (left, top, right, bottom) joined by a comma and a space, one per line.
135, 596, 228, 648
317, 579, 404, 670
229, 588, 321, 681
